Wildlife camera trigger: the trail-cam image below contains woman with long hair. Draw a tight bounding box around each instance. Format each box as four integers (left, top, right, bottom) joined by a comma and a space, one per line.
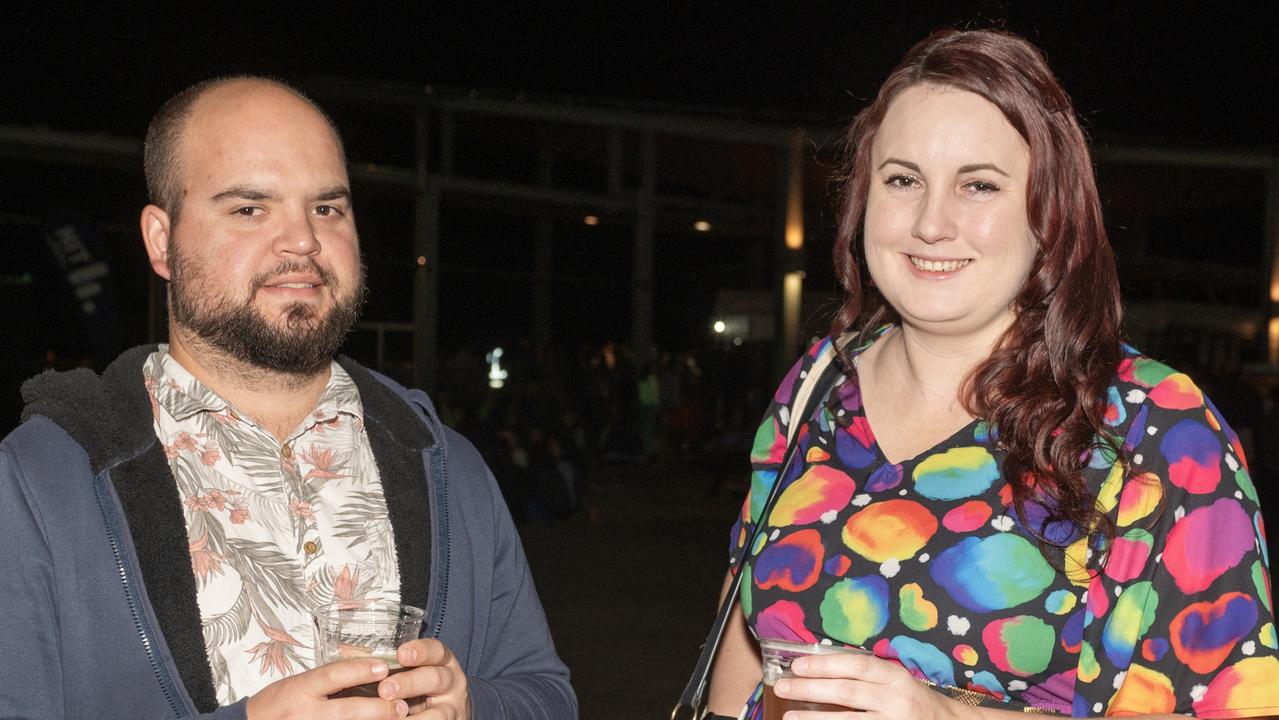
706, 29, 1277, 718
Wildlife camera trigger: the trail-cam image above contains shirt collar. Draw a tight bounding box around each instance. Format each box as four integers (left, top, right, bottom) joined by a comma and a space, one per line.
143, 347, 364, 431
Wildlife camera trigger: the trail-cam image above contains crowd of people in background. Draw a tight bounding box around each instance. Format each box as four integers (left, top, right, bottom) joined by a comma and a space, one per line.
431, 339, 773, 523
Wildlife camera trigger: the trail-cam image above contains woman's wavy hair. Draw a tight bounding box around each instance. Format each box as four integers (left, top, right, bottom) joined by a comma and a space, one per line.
831, 29, 1123, 569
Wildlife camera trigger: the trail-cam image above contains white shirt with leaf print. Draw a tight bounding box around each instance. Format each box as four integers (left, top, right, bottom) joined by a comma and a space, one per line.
144, 348, 401, 705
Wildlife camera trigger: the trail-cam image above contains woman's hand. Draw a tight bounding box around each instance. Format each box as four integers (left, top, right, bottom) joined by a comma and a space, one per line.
774, 651, 973, 720
375, 639, 471, 719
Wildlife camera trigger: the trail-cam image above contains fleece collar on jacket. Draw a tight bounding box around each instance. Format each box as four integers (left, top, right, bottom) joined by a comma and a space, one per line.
21, 346, 436, 713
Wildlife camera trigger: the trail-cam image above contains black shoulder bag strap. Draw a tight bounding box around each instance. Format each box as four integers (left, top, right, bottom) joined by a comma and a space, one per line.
671, 340, 846, 720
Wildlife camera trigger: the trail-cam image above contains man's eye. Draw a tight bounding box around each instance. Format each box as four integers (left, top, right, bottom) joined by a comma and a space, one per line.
315, 205, 342, 217
234, 206, 262, 217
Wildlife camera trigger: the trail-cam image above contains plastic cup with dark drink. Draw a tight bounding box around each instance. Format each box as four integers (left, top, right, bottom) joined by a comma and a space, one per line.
312, 601, 425, 699
760, 638, 871, 718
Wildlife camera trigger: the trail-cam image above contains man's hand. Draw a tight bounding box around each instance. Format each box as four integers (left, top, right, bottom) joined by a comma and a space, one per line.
377, 639, 472, 719
246, 657, 409, 719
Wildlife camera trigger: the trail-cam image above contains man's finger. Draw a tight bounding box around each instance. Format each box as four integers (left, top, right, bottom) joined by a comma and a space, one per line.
304, 657, 391, 695
326, 696, 410, 719
380, 664, 454, 700
415, 705, 464, 720
398, 638, 456, 668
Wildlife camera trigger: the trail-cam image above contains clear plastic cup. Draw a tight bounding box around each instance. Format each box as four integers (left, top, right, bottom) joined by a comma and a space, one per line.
760, 638, 870, 718
312, 601, 425, 698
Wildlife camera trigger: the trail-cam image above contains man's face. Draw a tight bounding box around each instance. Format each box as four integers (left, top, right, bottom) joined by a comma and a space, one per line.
159, 82, 364, 374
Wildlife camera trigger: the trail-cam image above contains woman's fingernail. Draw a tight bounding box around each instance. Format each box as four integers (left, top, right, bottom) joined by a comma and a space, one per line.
775, 679, 791, 694
793, 657, 809, 672
395, 699, 409, 717
403, 647, 418, 663
380, 680, 399, 699
371, 660, 389, 677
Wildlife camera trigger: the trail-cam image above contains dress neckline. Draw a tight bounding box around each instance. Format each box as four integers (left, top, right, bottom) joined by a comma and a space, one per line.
838, 325, 986, 469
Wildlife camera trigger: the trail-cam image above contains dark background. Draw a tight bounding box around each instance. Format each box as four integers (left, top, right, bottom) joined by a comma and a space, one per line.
3, 4, 1277, 717
4, 3, 1277, 143
3, 1, 1277, 405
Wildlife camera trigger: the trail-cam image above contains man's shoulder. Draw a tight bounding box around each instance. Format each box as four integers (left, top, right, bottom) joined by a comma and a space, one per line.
336, 356, 448, 450
11, 346, 158, 472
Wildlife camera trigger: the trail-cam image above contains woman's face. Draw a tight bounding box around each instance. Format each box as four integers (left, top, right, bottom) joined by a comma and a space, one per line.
864, 83, 1037, 341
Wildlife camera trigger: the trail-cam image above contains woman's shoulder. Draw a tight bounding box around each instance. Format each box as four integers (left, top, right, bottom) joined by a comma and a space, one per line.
1109, 345, 1227, 426
1099, 345, 1252, 497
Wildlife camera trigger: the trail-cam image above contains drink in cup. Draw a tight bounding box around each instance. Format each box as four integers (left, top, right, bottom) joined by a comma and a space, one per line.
760, 638, 870, 718
312, 601, 425, 699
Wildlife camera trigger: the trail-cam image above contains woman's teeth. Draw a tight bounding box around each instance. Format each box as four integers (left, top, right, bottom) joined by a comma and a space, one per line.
910, 257, 971, 273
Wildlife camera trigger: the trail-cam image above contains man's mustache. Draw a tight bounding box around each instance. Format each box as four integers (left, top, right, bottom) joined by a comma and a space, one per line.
250, 260, 338, 291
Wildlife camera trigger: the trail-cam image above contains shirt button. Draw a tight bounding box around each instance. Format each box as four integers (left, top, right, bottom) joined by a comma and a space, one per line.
282, 443, 294, 459
303, 540, 319, 555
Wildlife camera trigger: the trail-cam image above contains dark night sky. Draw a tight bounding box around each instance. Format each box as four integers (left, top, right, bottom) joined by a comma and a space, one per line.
3, 2, 1277, 148
2, 2, 1277, 375
1, 1, 1277, 429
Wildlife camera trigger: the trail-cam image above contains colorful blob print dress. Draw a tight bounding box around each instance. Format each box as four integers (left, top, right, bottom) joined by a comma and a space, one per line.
730, 334, 1279, 717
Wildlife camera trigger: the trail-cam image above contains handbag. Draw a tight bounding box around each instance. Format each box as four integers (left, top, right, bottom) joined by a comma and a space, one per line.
671, 338, 846, 720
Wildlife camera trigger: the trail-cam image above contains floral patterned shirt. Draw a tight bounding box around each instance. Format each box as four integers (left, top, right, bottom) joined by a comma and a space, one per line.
731, 333, 1278, 717
145, 349, 401, 705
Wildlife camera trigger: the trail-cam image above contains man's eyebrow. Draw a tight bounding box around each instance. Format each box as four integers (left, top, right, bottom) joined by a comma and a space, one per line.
210, 185, 279, 203
313, 186, 352, 202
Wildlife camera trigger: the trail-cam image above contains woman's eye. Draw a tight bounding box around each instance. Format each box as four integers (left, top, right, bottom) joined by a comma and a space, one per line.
885, 174, 919, 189
964, 180, 1000, 194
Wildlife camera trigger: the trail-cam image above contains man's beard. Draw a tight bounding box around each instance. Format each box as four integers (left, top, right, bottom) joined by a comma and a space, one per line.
168, 242, 366, 376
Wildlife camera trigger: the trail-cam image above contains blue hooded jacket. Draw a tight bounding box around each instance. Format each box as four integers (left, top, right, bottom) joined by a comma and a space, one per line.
0, 346, 576, 719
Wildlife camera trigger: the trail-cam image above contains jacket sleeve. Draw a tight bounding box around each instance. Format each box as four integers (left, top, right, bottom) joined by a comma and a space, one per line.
0, 448, 66, 718
1, 445, 253, 720
444, 430, 578, 720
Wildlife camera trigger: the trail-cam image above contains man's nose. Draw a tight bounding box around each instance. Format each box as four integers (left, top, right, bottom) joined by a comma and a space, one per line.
273, 209, 321, 256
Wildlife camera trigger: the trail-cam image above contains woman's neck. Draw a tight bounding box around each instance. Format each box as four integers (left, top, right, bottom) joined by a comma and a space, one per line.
863, 322, 1006, 408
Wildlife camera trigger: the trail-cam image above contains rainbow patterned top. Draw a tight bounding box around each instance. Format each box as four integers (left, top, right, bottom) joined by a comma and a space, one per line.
730, 333, 1278, 717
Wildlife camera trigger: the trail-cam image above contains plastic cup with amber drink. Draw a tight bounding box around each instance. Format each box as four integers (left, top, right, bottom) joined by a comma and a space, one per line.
312, 601, 425, 698
760, 638, 871, 718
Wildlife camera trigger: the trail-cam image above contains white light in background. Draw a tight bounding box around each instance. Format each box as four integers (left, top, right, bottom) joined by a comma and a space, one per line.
487, 347, 509, 389
713, 320, 727, 334
693, 220, 712, 232
584, 215, 600, 226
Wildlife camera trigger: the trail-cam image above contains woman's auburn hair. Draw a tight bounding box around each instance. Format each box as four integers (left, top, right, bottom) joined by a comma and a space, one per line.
831, 28, 1124, 567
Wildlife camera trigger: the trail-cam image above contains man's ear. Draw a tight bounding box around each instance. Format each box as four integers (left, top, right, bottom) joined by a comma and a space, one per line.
140, 204, 173, 280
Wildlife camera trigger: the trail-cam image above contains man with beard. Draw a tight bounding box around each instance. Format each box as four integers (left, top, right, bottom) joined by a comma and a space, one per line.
0, 77, 576, 719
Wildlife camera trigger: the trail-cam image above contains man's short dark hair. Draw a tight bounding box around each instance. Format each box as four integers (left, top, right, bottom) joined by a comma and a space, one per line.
143, 75, 347, 223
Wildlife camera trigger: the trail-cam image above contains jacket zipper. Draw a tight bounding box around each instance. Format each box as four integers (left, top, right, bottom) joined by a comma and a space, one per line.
99, 478, 184, 717
429, 448, 450, 639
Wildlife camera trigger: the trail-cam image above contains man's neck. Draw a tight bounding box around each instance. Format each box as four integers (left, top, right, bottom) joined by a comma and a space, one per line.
166, 328, 331, 443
